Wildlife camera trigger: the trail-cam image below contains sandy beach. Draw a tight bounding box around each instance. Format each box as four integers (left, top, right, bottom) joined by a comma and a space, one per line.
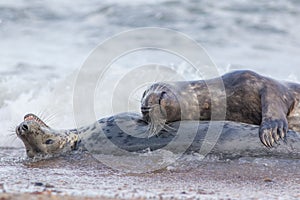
0, 148, 299, 200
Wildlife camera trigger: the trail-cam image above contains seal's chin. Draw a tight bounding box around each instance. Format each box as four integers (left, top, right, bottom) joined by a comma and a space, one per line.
140, 104, 168, 137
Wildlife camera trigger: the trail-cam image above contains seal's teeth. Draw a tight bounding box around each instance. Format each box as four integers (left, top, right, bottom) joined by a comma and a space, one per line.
23, 114, 48, 127
25, 116, 33, 121
24, 114, 36, 121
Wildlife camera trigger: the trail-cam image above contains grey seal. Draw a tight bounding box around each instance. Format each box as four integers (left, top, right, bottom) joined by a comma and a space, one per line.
141, 70, 300, 147
16, 113, 300, 159
15, 70, 300, 158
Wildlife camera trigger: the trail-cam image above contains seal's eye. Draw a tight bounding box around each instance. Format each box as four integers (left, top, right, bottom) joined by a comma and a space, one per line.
159, 91, 167, 104
45, 139, 54, 145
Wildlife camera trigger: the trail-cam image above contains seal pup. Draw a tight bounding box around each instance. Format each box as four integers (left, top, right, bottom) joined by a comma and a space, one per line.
141, 70, 300, 147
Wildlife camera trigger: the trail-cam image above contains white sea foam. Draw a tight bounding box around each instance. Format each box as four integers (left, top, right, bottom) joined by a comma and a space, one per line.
1, 0, 300, 147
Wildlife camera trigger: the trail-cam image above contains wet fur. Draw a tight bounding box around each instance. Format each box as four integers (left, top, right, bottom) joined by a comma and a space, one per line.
16, 70, 300, 158
141, 70, 300, 147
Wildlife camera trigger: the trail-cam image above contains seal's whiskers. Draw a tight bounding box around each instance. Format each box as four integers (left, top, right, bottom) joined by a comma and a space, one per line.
41, 112, 58, 126
162, 123, 176, 132
147, 104, 167, 137
7, 128, 19, 143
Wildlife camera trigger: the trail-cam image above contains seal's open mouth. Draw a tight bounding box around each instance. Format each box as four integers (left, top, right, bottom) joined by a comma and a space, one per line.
24, 113, 49, 128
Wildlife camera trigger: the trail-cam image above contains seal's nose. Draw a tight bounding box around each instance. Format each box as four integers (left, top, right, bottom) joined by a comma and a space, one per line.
141, 107, 150, 119
21, 123, 29, 131
17, 122, 29, 135
141, 106, 150, 113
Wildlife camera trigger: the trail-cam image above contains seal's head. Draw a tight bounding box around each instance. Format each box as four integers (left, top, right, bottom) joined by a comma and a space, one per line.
141, 83, 181, 137
16, 113, 78, 158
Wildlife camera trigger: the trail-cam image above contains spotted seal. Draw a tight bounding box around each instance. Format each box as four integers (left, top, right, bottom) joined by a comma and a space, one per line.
141, 70, 300, 147
15, 70, 300, 158
16, 113, 300, 159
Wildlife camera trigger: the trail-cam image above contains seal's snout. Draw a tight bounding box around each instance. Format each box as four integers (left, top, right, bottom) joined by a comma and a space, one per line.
141, 106, 151, 122
16, 122, 30, 136
141, 106, 150, 114
21, 123, 29, 132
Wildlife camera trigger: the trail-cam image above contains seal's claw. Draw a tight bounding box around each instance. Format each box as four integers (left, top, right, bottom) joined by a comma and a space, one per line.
259, 118, 288, 147
260, 130, 267, 147
272, 128, 278, 144
266, 131, 273, 147
260, 128, 271, 147
272, 129, 279, 144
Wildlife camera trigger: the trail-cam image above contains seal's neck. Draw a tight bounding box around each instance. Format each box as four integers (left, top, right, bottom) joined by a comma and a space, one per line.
62, 122, 100, 150
60, 129, 80, 151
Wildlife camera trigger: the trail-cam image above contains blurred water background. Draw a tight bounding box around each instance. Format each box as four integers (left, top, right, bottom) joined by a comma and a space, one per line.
0, 0, 300, 148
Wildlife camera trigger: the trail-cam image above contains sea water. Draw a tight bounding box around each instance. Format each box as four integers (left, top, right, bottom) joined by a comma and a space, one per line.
0, 1, 300, 198
0, 0, 300, 147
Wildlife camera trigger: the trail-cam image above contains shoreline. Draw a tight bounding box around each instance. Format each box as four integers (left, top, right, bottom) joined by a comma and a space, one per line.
0, 149, 299, 200
0, 193, 113, 200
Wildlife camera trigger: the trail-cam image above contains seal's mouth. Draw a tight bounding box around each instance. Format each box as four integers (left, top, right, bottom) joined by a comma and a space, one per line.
24, 113, 49, 128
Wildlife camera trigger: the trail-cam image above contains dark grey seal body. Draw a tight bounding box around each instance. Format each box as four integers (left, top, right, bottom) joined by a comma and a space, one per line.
16, 113, 300, 159
141, 70, 300, 147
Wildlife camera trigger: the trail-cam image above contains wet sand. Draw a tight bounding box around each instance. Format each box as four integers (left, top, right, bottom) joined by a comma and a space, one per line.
0, 193, 112, 200
0, 148, 299, 200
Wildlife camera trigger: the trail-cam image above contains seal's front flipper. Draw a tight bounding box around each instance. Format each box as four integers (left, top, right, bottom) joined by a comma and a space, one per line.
259, 84, 294, 147
259, 118, 288, 147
